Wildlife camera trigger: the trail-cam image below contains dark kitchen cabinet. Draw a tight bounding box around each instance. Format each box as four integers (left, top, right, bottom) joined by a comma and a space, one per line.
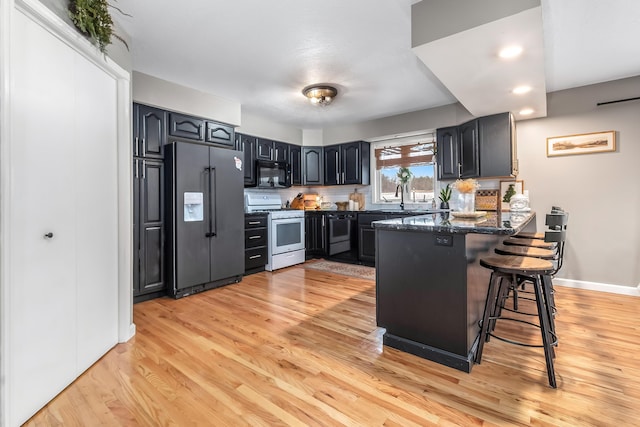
256, 138, 289, 162
205, 121, 234, 147
273, 141, 289, 162
478, 112, 518, 177
458, 120, 479, 178
436, 112, 516, 180
235, 133, 257, 186
436, 126, 458, 180
244, 214, 268, 274
305, 212, 327, 257
323, 141, 370, 186
302, 146, 324, 185
134, 103, 165, 160
323, 145, 340, 185
133, 159, 165, 301
358, 213, 388, 264
169, 112, 204, 141
256, 138, 273, 160
289, 144, 302, 186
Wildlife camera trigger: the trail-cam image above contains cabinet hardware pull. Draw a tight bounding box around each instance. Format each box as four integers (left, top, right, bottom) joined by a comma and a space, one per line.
249, 235, 261, 239
135, 159, 139, 179
335, 152, 339, 183
248, 221, 260, 225
249, 254, 261, 259
458, 163, 462, 177
44, 232, 54, 239
142, 160, 146, 179
142, 138, 146, 156
135, 137, 139, 156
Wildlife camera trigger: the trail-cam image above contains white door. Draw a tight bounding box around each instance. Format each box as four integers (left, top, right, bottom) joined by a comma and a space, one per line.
7, 8, 119, 425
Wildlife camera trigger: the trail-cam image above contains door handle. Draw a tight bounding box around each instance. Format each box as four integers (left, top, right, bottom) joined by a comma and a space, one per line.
205, 166, 217, 238
44, 232, 54, 239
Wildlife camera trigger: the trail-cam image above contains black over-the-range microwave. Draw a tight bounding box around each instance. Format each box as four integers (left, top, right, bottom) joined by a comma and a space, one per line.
255, 160, 292, 188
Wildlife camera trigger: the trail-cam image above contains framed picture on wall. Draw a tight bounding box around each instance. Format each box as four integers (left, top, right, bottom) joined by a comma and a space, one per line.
500, 180, 524, 211
546, 130, 616, 157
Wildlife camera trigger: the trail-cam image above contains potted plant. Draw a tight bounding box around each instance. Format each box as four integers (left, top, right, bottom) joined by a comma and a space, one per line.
439, 184, 452, 209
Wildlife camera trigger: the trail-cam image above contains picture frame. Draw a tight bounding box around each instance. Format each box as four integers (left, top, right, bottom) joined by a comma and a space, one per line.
500, 180, 524, 211
546, 130, 616, 157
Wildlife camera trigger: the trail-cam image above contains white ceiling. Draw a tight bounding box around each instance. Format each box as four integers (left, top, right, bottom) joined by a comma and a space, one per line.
116, 0, 640, 129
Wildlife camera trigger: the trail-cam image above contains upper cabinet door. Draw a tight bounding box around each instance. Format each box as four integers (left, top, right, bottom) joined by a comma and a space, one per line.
169, 113, 204, 141
273, 141, 289, 162
341, 142, 360, 184
205, 121, 234, 147
436, 127, 458, 180
302, 147, 323, 185
136, 104, 165, 159
256, 138, 273, 160
289, 144, 302, 186
323, 145, 340, 185
235, 133, 257, 186
478, 112, 517, 177
458, 120, 479, 178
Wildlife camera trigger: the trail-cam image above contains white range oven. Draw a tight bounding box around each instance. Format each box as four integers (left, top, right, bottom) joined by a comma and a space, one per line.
245, 193, 305, 271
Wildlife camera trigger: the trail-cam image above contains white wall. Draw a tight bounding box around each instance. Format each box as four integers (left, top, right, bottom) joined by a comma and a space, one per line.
517, 76, 640, 287
132, 71, 241, 126
236, 109, 302, 144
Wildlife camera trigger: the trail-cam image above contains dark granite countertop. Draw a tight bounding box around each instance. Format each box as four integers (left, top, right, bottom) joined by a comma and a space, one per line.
244, 211, 269, 217
372, 211, 535, 235
303, 209, 449, 215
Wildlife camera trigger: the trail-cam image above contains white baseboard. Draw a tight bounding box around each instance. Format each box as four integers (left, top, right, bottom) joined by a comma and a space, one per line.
554, 278, 640, 297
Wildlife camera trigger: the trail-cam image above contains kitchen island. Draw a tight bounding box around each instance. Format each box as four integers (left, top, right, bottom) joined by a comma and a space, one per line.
373, 211, 535, 372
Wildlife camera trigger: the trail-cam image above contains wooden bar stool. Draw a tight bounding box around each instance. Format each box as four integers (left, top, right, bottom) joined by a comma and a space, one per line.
476, 254, 558, 388
503, 237, 556, 249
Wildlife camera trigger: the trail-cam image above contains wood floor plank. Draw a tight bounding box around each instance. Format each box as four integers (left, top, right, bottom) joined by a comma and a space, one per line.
24, 264, 640, 426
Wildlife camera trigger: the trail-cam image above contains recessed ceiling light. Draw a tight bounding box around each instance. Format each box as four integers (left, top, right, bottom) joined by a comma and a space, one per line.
512, 85, 532, 95
499, 45, 523, 59
519, 108, 534, 115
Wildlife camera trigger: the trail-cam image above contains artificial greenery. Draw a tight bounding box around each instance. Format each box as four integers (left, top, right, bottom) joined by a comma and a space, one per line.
439, 184, 452, 203
396, 167, 413, 185
69, 0, 129, 53
502, 183, 516, 203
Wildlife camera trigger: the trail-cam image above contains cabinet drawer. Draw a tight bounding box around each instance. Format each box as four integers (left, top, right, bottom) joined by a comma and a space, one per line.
245, 247, 268, 270
205, 121, 234, 146
245, 228, 267, 248
245, 216, 268, 229
169, 113, 204, 141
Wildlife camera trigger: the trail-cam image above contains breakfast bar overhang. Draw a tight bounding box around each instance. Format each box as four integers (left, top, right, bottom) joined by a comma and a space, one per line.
373, 211, 535, 372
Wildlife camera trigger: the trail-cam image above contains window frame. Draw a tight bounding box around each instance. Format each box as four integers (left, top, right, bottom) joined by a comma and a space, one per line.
371, 134, 437, 206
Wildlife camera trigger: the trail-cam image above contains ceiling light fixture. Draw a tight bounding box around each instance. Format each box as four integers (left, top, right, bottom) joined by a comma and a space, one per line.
512, 85, 532, 95
519, 108, 534, 115
498, 45, 523, 59
303, 84, 338, 106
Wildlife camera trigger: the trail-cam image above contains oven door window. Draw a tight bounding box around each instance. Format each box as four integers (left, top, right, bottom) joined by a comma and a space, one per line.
271, 218, 305, 254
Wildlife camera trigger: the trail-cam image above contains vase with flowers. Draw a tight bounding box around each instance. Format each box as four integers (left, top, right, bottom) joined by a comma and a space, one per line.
395, 167, 412, 210
453, 178, 479, 213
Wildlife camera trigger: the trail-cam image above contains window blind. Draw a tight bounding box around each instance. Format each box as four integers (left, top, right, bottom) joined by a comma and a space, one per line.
374, 142, 435, 170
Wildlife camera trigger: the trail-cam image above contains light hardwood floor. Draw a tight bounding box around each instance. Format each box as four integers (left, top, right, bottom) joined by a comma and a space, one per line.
27, 264, 639, 426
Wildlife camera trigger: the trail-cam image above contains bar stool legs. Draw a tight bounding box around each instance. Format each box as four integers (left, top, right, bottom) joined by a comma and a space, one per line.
476, 255, 559, 388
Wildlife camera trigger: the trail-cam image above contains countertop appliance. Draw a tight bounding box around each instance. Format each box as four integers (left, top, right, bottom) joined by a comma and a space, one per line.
245, 193, 305, 271
165, 141, 245, 298
255, 160, 291, 188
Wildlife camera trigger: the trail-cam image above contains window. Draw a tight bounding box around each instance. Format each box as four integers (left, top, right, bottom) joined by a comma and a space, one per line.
373, 137, 436, 205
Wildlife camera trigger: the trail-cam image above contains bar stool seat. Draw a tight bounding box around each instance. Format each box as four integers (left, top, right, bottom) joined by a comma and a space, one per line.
476, 254, 558, 388
495, 245, 555, 260
503, 237, 556, 250
512, 231, 545, 240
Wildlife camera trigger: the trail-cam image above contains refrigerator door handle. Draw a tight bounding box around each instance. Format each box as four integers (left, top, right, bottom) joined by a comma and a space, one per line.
205, 166, 217, 238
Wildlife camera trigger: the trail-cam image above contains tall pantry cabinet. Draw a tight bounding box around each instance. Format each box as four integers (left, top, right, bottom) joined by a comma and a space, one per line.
133, 104, 166, 301
1, 1, 132, 425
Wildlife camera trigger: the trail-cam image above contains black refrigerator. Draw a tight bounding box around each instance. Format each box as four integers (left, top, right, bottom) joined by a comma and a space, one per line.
165, 141, 245, 298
